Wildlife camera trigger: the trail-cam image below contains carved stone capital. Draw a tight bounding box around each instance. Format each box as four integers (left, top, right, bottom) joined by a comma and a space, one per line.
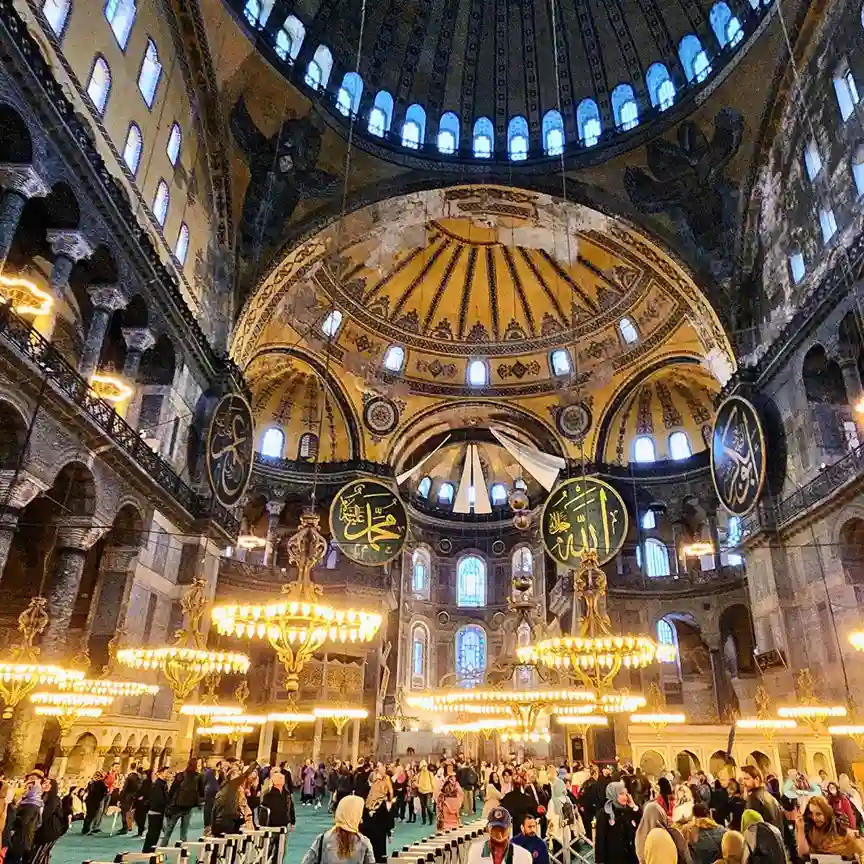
0, 470, 48, 512
266, 500, 286, 518
99, 545, 139, 573
121, 327, 156, 353
87, 284, 128, 313
46, 230, 93, 263
0, 164, 49, 199
56, 519, 102, 551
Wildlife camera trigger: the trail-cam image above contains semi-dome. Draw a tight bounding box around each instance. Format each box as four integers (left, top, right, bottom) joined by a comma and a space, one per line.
226, 0, 771, 165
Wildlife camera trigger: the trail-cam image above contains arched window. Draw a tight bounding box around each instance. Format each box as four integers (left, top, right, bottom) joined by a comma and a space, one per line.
298, 432, 318, 460
820, 207, 838, 244
467, 360, 488, 387
87, 56, 112, 115
438, 482, 455, 504
320, 309, 343, 337
646, 63, 675, 110
669, 431, 692, 460
645, 538, 671, 577
490, 483, 507, 505
243, 0, 274, 27
642, 510, 657, 531
383, 345, 405, 372
508, 116, 529, 161
417, 476, 432, 498
152, 179, 169, 226
550, 349, 571, 376
138, 39, 162, 108
611, 84, 639, 130
305, 45, 332, 89
174, 223, 190, 265
411, 624, 428, 687
274, 15, 304, 62
512, 546, 533, 580
577, 99, 601, 147
619, 317, 638, 344
514, 478, 527, 491
457, 555, 486, 607
473, 117, 494, 158
834, 64, 860, 122
634, 435, 656, 463
336, 72, 363, 117
368, 91, 394, 137
710, 2, 737, 47
657, 617, 677, 648
455, 625, 486, 686
679, 34, 711, 84
260, 427, 284, 457
402, 104, 426, 150
804, 140, 822, 181
43, 0, 71, 36
543, 110, 565, 156
104, 0, 136, 49
412, 548, 430, 594
122, 123, 143, 175
727, 516, 741, 544
438, 112, 460, 154
789, 252, 806, 283
166, 123, 182, 166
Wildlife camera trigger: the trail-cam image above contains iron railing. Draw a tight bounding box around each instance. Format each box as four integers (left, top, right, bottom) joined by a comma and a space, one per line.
217, 558, 391, 591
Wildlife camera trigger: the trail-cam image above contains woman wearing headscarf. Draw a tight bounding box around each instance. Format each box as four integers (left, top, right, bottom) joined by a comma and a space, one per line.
488, 771, 501, 792
301, 796, 375, 864
30, 779, 70, 864
823, 781, 856, 829
482, 783, 503, 820
635, 802, 690, 864
838, 774, 864, 823
501, 768, 514, 796
739, 810, 786, 864
7, 773, 43, 864
715, 830, 744, 864
793, 794, 864, 859
392, 765, 408, 822
656, 778, 675, 820
681, 803, 726, 864
594, 781, 640, 864
673, 784, 694, 825
722, 781, 746, 831
436, 764, 464, 831
644, 827, 680, 864
361, 769, 394, 864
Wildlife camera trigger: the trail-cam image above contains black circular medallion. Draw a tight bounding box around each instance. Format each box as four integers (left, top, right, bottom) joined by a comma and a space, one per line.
541, 476, 628, 567
711, 395, 767, 516
205, 393, 255, 509
363, 396, 399, 436
557, 403, 592, 440
329, 478, 408, 565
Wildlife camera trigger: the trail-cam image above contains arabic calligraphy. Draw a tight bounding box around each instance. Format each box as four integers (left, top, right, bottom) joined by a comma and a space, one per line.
206, 394, 255, 509
541, 477, 628, 567
711, 396, 766, 516
330, 479, 408, 566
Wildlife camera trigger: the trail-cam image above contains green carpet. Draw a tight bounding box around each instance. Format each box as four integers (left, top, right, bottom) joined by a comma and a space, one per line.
51, 799, 467, 864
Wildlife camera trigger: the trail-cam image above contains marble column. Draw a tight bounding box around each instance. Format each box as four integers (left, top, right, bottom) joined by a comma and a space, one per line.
840, 357, 864, 417
257, 721, 274, 764
46, 231, 93, 300
78, 285, 128, 381
121, 327, 156, 380
83, 544, 138, 662
0, 165, 49, 272
263, 501, 284, 566
6, 702, 43, 776
312, 718, 323, 764
0, 470, 48, 582
42, 522, 95, 657
351, 719, 360, 765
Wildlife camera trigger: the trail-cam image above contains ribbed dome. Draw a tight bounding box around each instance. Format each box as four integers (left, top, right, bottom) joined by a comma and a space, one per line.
227, 0, 770, 164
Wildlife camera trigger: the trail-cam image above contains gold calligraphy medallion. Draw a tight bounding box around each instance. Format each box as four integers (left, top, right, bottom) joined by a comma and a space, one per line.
206, 393, 255, 509
329, 479, 408, 566
710, 395, 766, 516
540, 476, 628, 567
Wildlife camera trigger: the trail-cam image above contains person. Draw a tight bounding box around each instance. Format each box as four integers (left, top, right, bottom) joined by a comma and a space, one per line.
793, 793, 864, 858
202, 761, 221, 836
7, 772, 43, 864
30, 779, 70, 864
261, 770, 295, 833
656, 778, 675, 819
737, 768, 782, 831
354, 761, 372, 802
483, 783, 503, 820
142, 765, 171, 853
301, 795, 374, 864
458, 760, 479, 816
314, 763, 327, 809
513, 813, 549, 864
838, 774, 864, 824
643, 827, 679, 864
392, 765, 408, 821
336, 765, 355, 807
682, 803, 725, 864
437, 764, 464, 830
694, 776, 712, 809
739, 810, 785, 864
212, 762, 258, 837
133, 769, 151, 838
709, 781, 728, 825
247, 771, 262, 827
82, 771, 107, 836
523, 769, 550, 838
635, 802, 690, 864
823, 780, 856, 829
161, 757, 203, 845
594, 781, 640, 864
118, 767, 141, 835
467, 806, 532, 864
300, 760, 316, 806
715, 830, 745, 864
501, 774, 538, 830
416, 760, 434, 826
501, 768, 514, 796
722, 781, 746, 831
488, 771, 501, 791
578, 765, 600, 841
673, 784, 694, 824
362, 767, 393, 863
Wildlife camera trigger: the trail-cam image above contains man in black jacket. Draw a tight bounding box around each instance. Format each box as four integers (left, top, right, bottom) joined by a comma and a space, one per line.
142, 766, 172, 853
457, 760, 479, 816
501, 775, 539, 830
261, 769, 294, 862
161, 759, 204, 845
739, 765, 784, 830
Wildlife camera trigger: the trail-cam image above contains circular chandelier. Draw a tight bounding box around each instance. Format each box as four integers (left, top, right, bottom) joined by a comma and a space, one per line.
117, 580, 250, 701
313, 705, 368, 734
268, 710, 316, 738
212, 512, 382, 692
31, 691, 114, 735
57, 678, 159, 698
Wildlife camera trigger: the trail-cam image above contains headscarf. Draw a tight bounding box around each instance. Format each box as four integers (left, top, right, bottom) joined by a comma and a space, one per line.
636, 802, 668, 863
604, 781, 627, 824
334, 795, 364, 833
644, 827, 678, 864
740, 809, 763, 833
548, 777, 568, 821
365, 775, 389, 814
482, 785, 502, 818
720, 830, 745, 864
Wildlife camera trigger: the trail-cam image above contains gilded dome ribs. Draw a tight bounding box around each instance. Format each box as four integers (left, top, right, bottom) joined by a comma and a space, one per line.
500, 246, 536, 337
486, 246, 500, 341
423, 243, 464, 333
390, 238, 451, 321
457, 247, 479, 340
364, 240, 435, 305
536, 249, 598, 315
516, 247, 568, 327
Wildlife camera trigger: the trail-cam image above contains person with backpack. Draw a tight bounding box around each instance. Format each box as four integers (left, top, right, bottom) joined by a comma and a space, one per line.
458, 760, 479, 816
160, 758, 204, 845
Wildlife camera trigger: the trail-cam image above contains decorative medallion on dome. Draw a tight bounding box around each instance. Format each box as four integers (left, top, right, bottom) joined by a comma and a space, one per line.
491, 540, 506, 555
556, 404, 592, 441
206, 393, 255, 509
710, 396, 766, 517
329, 479, 408, 566
541, 477, 628, 567
363, 395, 400, 438
438, 538, 453, 554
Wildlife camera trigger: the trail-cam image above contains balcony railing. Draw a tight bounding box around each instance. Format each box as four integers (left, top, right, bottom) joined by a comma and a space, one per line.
217, 558, 391, 592
0, 306, 237, 535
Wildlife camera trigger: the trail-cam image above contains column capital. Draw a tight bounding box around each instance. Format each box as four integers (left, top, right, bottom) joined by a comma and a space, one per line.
0, 164, 49, 199
0, 470, 48, 511
87, 284, 128, 313
99, 545, 140, 573
266, 500, 286, 518
46, 230, 93, 263
121, 327, 156, 353
56, 519, 103, 551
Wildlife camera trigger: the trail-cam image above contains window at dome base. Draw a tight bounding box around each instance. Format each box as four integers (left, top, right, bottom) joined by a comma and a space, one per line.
508, 116, 529, 161
368, 91, 394, 137
514, 478, 527, 491
543, 110, 564, 156
243, 0, 274, 27
577, 99, 601, 147
174, 223, 189, 265
320, 309, 343, 337
87, 56, 111, 116
438, 482, 455, 504
457, 556, 486, 608
804, 139, 823, 180
710, 2, 742, 48
634, 435, 656, 463
646, 63, 675, 111
402, 104, 426, 150
104, 0, 136, 49
417, 476, 432, 498
467, 359, 488, 387
611, 84, 639, 131
260, 427, 284, 458
166, 123, 182, 166
383, 344, 405, 372
550, 349, 571, 376
490, 483, 507, 506
438, 112, 460, 154
337, 72, 363, 117
305, 46, 332, 90
679, 34, 711, 84
641, 510, 656, 531
669, 431, 692, 460
274, 16, 304, 62
473, 117, 493, 158
43, 0, 71, 36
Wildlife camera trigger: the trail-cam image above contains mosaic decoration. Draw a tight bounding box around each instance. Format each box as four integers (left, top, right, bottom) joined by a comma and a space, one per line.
498, 360, 541, 380
556, 403, 592, 440
541, 477, 628, 567
710, 396, 766, 517
330, 479, 408, 565
656, 381, 684, 429
363, 395, 400, 436
205, 393, 254, 509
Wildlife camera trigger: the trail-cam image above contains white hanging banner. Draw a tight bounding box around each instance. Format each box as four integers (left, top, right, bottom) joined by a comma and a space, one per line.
395, 434, 452, 485
471, 444, 492, 514
453, 444, 475, 514
489, 426, 565, 491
